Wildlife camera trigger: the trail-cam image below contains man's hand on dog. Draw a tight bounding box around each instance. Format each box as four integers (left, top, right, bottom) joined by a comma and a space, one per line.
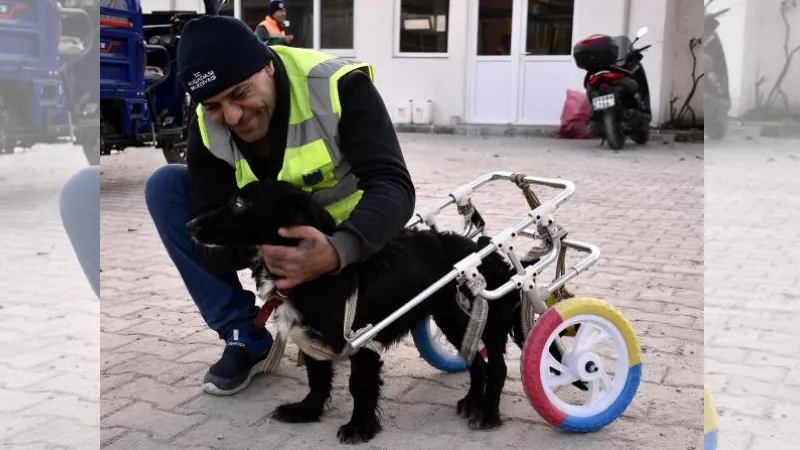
259, 226, 340, 290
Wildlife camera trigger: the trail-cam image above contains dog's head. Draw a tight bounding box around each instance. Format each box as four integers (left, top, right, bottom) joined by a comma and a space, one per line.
185, 178, 337, 247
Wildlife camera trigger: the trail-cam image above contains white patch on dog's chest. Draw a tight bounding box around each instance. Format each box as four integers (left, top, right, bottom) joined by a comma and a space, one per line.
274, 302, 302, 335
253, 267, 337, 358
253, 269, 303, 335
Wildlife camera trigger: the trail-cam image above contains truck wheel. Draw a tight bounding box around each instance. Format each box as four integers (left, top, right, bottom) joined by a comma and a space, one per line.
83, 138, 100, 166
162, 144, 187, 164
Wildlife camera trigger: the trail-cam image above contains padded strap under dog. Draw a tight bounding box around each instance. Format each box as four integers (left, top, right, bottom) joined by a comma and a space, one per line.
258, 285, 383, 371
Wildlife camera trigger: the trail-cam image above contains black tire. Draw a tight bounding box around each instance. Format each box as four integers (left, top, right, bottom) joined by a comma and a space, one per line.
631, 126, 650, 145
162, 144, 187, 164
161, 97, 194, 165
603, 110, 625, 150
83, 139, 100, 166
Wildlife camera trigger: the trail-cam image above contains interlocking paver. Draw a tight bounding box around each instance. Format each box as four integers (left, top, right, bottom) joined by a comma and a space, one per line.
100, 134, 704, 449
0, 145, 98, 449
705, 136, 800, 449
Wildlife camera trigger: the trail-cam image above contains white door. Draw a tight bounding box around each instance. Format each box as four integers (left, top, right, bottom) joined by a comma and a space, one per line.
467, 0, 525, 124
467, 0, 576, 125
516, 0, 576, 125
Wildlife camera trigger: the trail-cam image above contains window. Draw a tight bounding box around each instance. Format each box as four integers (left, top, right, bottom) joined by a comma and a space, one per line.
476, 0, 513, 56
235, 0, 354, 52
238, 0, 314, 49
283, 0, 314, 49
397, 0, 450, 54
321, 0, 354, 50
525, 0, 574, 56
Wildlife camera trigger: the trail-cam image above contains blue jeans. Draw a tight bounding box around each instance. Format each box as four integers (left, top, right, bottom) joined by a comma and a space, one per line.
59, 165, 100, 299
144, 164, 257, 340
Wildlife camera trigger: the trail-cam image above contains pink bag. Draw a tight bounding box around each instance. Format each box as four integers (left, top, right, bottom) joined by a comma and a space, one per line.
557, 89, 592, 139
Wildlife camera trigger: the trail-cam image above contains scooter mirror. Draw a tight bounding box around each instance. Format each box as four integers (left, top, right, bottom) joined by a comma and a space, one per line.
636, 26, 649, 39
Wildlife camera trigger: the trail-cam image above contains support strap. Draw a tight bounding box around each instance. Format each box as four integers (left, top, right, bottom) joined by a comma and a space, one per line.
256, 285, 383, 374
457, 274, 489, 365
510, 173, 574, 335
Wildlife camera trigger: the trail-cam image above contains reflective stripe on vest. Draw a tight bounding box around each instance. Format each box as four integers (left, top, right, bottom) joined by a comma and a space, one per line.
195, 46, 375, 225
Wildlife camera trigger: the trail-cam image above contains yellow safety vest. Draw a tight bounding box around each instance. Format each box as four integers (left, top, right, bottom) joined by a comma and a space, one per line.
195, 46, 375, 225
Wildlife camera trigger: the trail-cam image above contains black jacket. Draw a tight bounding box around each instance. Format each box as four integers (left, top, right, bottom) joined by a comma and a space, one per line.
186, 48, 416, 274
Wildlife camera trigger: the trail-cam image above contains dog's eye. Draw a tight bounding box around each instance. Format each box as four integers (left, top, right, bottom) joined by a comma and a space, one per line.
232, 197, 248, 212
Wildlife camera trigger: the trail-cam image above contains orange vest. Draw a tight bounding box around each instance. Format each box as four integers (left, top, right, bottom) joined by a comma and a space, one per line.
259, 16, 285, 38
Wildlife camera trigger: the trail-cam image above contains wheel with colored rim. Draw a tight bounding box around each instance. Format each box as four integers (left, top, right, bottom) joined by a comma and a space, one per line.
411, 317, 487, 373
704, 385, 718, 450
521, 297, 642, 432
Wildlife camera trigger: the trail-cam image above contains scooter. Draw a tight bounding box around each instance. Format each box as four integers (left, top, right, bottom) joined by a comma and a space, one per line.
573, 26, 653, 150
703, 0, 731, 140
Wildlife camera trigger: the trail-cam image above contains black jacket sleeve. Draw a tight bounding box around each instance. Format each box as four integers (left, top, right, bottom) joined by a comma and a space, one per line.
185, 119, 259, 274
327, 70, 416, 269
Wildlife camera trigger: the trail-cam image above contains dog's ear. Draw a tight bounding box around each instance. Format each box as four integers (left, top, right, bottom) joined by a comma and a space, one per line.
284, 192, 336, 232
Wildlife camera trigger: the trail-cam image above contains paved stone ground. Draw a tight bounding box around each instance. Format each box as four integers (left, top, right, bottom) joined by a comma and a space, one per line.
0, 145, 99, 449
100, 134, 704, 450
704, 134, 800, 449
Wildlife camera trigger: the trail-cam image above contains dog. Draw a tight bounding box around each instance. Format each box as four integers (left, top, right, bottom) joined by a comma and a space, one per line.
185, 177, 535, 444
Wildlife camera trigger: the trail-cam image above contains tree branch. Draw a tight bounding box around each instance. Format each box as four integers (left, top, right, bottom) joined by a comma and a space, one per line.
676, 38, 704, 125
765, 0, 799, 109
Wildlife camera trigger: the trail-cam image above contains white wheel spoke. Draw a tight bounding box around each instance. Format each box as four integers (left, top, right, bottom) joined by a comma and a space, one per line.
587, 379, 602, 404
586, 370, 614, 406
546, 354, 579, 387
601, 371, 613, 391
574, 323, 609, 354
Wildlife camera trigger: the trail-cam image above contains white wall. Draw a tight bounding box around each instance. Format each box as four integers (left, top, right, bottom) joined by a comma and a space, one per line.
715, 0, 800, 116
137, 0, 715, 127
352, 0, 470, 126
747, 0, 800, 113
666, 0, 704, 122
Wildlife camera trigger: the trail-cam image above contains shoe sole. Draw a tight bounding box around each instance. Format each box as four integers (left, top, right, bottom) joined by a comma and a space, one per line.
201, 357, 269, 396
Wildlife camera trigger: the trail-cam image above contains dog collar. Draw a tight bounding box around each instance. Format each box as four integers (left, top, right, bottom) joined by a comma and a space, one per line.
276, 287, 293, 298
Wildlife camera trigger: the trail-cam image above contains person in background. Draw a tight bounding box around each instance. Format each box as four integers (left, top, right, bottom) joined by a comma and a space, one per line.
255, 1, 293, 46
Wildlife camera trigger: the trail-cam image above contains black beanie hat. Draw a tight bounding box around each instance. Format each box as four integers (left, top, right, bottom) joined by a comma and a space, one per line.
177, 15, 272, 103
269, 1, 285, 15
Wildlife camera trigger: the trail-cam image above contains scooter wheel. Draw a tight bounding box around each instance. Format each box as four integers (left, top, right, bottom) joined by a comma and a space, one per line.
520, 297, 642, 432
704, 385, 719, 450
411, 316, 487, 373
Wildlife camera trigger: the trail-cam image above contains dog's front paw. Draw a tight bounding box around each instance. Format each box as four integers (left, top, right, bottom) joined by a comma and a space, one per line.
457, 396, 481, 418
468, 408, 502, 431
271, 402, 322, 423
337, 419, 381, 444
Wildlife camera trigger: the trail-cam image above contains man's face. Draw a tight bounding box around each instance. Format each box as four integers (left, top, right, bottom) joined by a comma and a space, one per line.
273, 9, 286, 21
200, 64, 277, 143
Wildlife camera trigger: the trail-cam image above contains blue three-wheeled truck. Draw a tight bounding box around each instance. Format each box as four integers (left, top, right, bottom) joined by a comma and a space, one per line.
0, 0, 223, 165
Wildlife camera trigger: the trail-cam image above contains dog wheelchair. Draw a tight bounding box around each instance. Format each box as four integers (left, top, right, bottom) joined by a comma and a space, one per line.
256, 171, 643, 433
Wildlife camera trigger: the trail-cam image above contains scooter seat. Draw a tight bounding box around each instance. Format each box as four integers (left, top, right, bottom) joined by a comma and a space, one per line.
145, 66, 165, 83
59, 37, 85, 57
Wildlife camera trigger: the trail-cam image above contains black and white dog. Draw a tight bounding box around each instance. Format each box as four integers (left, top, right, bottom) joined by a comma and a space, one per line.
186, 178, 530, 444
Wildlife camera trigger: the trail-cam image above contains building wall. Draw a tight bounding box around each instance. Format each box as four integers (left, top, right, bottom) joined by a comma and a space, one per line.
715, 0, 800, 116
139, 0, 711, 126
665, 0, 704, 122
352, 0, 470, 126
